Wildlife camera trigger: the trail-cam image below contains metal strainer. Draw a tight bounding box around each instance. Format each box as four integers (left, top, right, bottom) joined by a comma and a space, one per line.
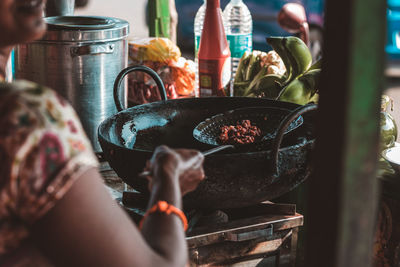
193, 106, 304, 151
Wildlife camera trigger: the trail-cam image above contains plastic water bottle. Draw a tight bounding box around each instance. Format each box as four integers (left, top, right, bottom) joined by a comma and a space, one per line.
223, 0, 252, 77
194, 1, 206, 58
194, 1, 206, 96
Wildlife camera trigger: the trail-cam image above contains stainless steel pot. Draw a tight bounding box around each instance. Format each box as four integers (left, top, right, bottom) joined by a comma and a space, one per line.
15, 16, 129, 152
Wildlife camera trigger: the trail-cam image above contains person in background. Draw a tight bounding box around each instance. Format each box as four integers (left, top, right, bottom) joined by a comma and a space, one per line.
0, 0, 204, 266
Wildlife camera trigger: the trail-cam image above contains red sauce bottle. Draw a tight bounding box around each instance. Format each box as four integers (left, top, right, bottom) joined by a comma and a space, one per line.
198, 0, 231, 97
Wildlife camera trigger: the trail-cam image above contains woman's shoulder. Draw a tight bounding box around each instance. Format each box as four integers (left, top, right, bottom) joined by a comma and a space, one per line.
0, 80, 57, 142
0, 80, 68, 108
0, 80, 98, 254
0, 80, 82, 143
0, 79, 96, 160
0, 80, 72, 122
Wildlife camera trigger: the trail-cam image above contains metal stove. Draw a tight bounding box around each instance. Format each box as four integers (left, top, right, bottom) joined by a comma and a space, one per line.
101, 161, 303, 267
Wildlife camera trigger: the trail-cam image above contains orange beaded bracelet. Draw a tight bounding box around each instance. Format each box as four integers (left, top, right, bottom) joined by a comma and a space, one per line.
139, 201, 188, 231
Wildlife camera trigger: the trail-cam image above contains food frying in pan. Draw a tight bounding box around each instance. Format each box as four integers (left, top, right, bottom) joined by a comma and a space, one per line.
218, 120, 262, 145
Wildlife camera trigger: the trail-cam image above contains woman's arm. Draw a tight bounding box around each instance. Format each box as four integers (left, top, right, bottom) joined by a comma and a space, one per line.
140, 146, 204, 265
31, 147, 204, 267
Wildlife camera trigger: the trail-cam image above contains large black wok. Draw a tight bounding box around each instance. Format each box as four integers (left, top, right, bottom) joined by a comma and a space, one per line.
98, 66, 316, 210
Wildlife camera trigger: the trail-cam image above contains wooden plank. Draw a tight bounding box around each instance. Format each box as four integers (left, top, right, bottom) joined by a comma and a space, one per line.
189, 229, 292, 265
224, 202, 297, 217
306, 0, 386, 266
187, 214, 303, 247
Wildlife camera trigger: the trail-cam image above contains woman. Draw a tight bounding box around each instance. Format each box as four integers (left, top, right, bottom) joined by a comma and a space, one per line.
0, 0, 205, 266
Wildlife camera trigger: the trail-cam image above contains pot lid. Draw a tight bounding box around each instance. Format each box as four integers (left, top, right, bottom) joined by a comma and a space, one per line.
40, 16, 129, 43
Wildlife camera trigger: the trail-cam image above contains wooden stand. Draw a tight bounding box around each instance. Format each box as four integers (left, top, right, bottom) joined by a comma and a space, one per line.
100, 162, 303, 267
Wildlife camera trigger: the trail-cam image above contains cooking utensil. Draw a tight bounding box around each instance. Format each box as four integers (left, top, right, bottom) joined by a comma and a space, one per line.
139, 144, 234, 177
99, 66, 317, 209
193, 106, 304, 151
15, 16, 129, 152
114, 65, 234, 177
98, 96, 317, 210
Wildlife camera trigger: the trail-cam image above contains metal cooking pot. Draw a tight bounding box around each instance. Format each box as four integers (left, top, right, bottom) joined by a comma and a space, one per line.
98, 66, 317, 210
15, 16, 129, 152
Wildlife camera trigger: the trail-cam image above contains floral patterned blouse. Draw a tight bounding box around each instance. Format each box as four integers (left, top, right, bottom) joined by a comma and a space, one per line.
0, 80, 98, 261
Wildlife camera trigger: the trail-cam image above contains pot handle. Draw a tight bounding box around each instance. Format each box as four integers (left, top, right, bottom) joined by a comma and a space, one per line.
270, 103, 318, 175
113, 65, 168, 112
70, 43, 115, 57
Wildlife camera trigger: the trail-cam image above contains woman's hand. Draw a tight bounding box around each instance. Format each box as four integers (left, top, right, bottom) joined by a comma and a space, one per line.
145, 145, 205, 196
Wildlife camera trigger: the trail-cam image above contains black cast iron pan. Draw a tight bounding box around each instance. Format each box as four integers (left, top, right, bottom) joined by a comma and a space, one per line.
99, 65, 317, 210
